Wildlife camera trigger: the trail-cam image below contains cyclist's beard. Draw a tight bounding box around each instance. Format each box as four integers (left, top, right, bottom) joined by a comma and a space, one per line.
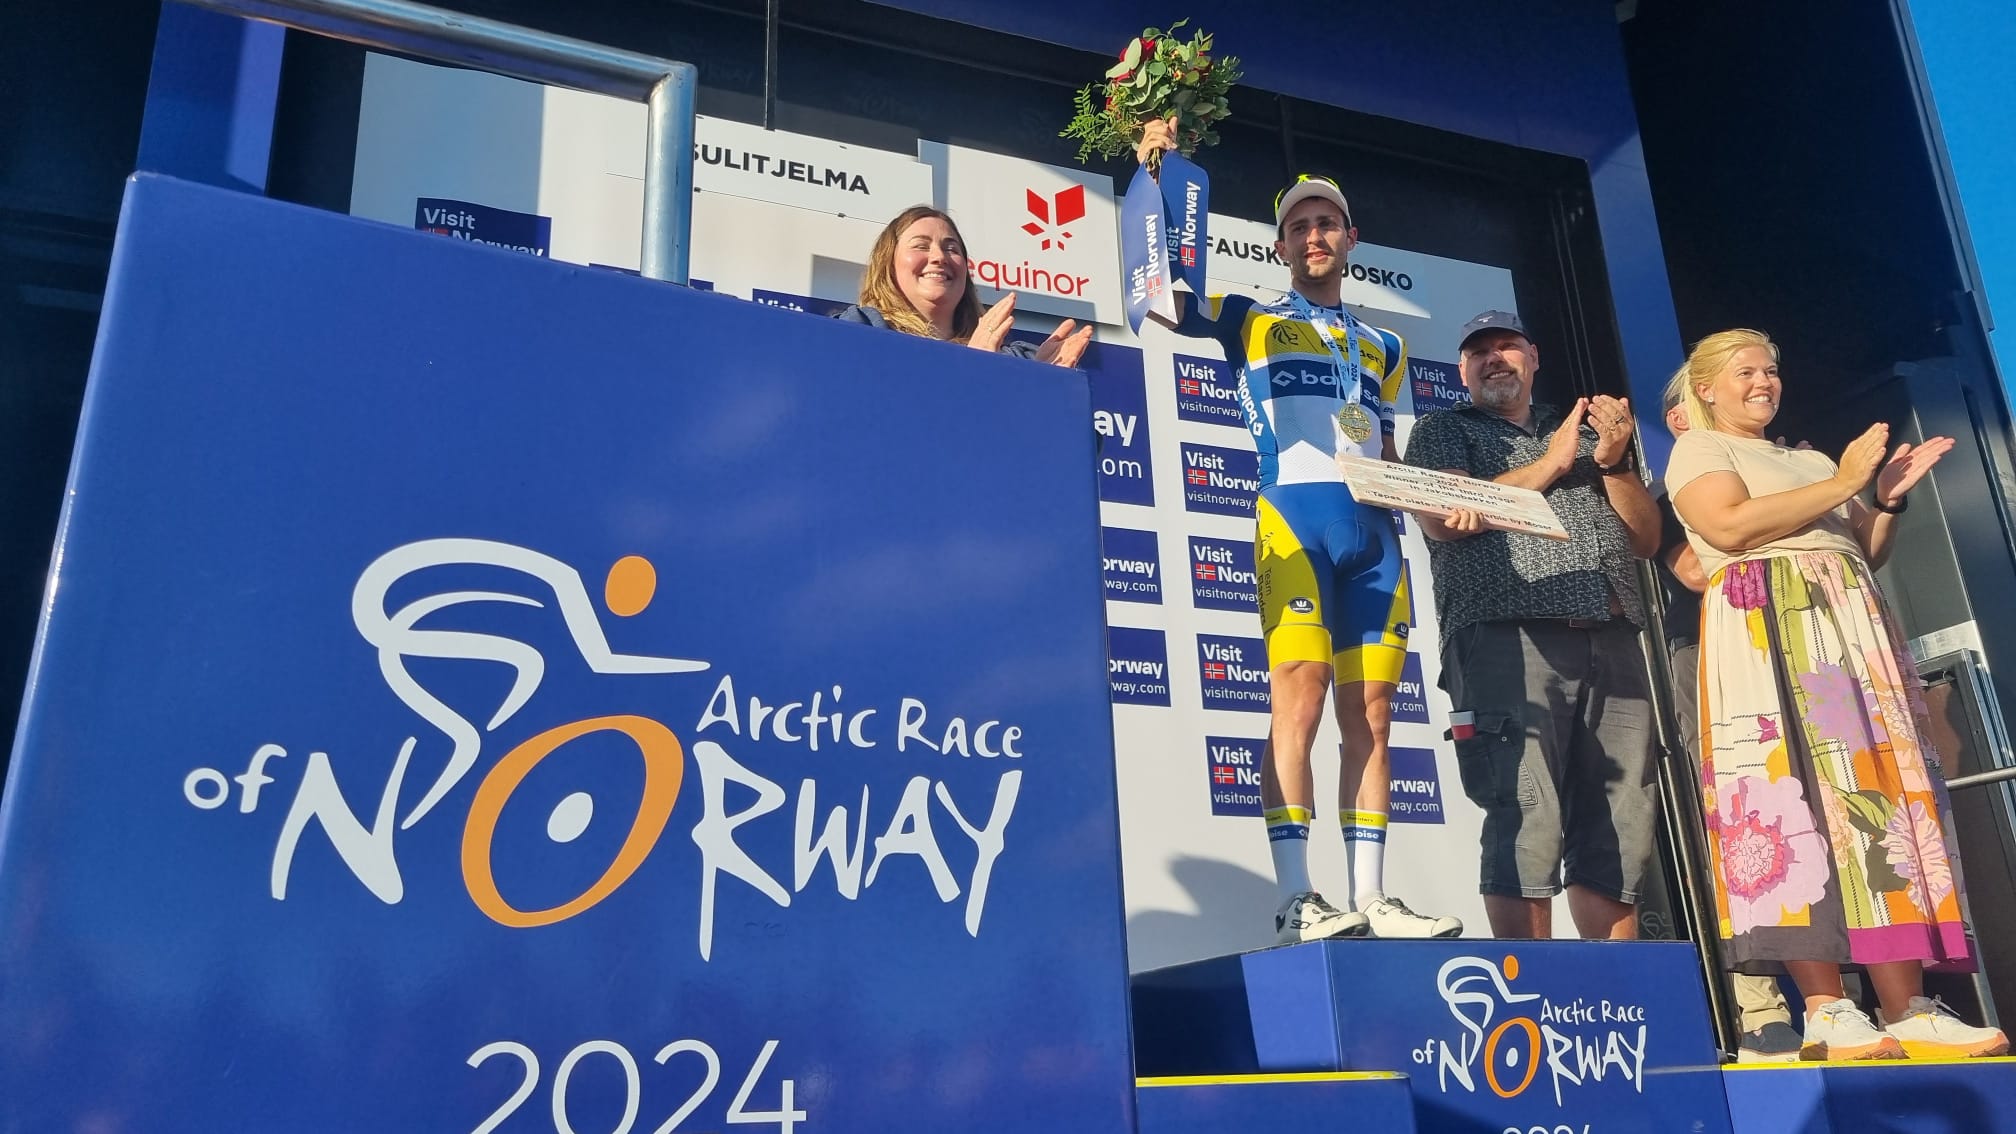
1290, 252, 1342, 295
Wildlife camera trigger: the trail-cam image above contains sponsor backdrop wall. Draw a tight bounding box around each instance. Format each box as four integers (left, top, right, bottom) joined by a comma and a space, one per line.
352, 57, 1544, 970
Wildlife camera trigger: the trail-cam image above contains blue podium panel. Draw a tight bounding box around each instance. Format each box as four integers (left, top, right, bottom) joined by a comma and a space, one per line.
1135, 1073, 1416, 1133
0, 175, 1134, 1134
1134, 940, 1734, 1134
1724, 1059, 2016, 1133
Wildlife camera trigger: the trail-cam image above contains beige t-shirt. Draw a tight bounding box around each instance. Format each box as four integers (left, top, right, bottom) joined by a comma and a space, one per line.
1663, 429, 1863, 577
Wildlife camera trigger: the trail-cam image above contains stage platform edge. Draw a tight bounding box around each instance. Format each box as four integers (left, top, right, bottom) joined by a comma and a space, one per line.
1135, 1073, 1415, 1133
1722, 1056, 2016, 1133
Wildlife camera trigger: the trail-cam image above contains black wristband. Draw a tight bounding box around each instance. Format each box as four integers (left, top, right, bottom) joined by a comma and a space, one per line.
1873, 494, 1909, 515
1595, 451, 1637, 475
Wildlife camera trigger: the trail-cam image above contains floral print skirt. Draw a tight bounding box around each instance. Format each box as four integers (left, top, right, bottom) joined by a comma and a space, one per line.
1699, 551, 1972, 972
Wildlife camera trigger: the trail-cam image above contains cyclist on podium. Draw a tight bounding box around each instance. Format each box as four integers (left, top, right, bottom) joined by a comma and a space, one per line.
1135, 118, 1461, 943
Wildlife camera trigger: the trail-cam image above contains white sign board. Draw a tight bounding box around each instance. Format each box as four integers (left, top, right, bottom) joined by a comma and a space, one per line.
916, 141, 1124, 326
353, 54, 930, 276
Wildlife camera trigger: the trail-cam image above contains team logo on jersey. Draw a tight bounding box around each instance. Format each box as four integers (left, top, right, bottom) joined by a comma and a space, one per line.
1289, 596, 1315, 614
1337, 403, 1377, 443
1267, 319, 1320, 353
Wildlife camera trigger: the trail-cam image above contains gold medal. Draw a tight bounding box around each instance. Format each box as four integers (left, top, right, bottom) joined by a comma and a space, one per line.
1336, 402, 1375, 443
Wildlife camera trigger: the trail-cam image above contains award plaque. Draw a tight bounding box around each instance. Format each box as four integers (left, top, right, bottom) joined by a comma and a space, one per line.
1336, 455, 1570, 541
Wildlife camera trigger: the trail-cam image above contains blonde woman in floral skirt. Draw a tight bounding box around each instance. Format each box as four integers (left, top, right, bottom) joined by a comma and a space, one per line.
1666, 328, 2007, 1061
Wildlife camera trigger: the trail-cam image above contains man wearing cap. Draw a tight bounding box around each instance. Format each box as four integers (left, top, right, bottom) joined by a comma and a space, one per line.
1136, 119, 1461, 944
1403, 311, 1661, 940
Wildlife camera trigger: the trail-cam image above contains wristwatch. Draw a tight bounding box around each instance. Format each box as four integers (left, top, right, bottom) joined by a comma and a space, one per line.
1595, 451, 1637, 475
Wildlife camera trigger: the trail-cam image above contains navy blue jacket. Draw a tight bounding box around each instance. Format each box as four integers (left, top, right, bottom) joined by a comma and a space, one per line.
832, 304, 1040, 359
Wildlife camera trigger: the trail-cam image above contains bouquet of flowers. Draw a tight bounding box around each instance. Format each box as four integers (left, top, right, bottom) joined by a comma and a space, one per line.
1061, 20, 1240, 169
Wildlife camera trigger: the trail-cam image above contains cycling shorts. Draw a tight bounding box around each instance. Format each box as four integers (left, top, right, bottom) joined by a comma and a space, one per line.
1254, 482, 1409, 684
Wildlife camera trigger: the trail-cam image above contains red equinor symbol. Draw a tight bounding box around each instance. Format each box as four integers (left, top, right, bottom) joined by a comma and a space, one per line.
1022, 185, 1086, 251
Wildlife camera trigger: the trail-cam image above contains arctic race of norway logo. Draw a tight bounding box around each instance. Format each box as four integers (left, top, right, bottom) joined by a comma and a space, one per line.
1415, 954, 1650, 1107
177, 538, 1024, 961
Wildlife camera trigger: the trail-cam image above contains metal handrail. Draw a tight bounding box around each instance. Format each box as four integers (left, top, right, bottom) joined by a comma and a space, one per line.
1947, 764, 2016, 791
181, 0, 696, 282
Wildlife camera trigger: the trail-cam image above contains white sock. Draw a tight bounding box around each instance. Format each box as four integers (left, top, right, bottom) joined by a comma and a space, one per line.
1264, 805, 1314, 900
1341, 808, 1388, 909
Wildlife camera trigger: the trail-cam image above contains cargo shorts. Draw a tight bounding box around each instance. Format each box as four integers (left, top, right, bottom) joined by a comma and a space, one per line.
1440, 619, 1659, 902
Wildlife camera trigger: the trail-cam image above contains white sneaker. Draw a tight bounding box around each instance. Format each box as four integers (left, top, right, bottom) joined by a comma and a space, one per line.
1802, 998, 1904, 1061
1274, 891, 1370, 944
1880, 996, 2011, 1059
1361, 892, 1463, 939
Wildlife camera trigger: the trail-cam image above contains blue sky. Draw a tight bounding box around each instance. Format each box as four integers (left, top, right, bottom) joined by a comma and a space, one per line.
1906, 0, 2016, 393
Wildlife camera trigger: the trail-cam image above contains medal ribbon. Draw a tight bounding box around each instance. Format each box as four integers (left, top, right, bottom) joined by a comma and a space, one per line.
1286, 291, 1370, 421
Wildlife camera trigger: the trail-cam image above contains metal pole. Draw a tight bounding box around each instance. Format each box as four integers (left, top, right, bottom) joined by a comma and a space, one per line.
643, 68, 698, 284
762, 0, 781, 129
1944, 763, 2016, 791
180, 0, 697, 280
1657, 746, 1738, 1057
1634, 578, 1740, 1058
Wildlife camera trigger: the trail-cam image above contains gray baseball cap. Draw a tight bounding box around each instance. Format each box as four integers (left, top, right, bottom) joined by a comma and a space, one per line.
1457, 310, 1530, 352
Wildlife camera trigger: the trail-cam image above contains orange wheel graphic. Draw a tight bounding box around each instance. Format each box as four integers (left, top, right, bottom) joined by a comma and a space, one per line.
462, 715, 683, 927
1484, 1016, 1542, 1099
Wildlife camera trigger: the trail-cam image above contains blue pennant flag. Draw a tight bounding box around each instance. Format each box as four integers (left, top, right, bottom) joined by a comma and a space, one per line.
1119, 165, 1175, 333
1157, 152, 1210, 292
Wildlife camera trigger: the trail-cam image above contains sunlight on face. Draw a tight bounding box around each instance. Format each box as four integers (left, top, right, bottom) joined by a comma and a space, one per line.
895, 216, 968, 315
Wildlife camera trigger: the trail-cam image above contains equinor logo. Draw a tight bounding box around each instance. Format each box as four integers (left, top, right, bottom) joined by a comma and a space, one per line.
1022, 185, 1086, 251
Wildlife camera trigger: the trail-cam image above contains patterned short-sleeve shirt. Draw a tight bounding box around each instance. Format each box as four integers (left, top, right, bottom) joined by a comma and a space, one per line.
1402, 402, 1646, 648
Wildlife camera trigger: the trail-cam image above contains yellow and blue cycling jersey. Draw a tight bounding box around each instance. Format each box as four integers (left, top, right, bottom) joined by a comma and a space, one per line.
1174, 292, 1410, 683
1175, 292, 1407, 488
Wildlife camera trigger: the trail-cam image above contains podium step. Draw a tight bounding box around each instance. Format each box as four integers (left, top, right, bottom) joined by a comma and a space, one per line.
1133, 939, 1733, 1134
1136, 1072, 1415, 1133
1722, 1057, 2016, 1132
